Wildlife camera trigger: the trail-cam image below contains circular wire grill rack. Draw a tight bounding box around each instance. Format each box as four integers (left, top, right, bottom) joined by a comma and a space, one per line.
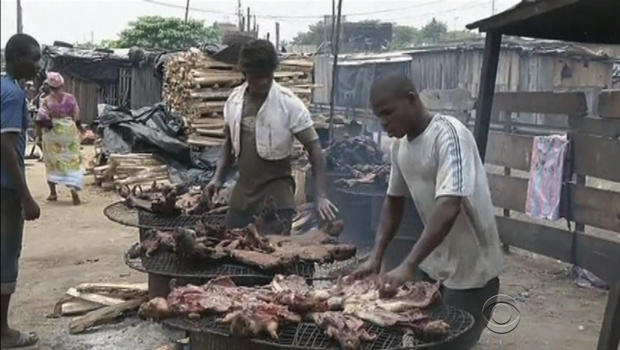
125, 248, 316, 280
104, 201, 225, 230
335, 184, 388, 197
163, 303, 474, 350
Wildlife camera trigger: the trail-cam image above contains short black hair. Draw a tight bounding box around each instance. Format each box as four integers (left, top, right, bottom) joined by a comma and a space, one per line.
4, 33, 39, 63
370, 73, 418, 103
239, 39, 278, 73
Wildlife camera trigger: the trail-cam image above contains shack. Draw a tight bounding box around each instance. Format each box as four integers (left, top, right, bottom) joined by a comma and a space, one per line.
466, 0, 619, 349
40, 45, 164, 125
313, 38, 615, 109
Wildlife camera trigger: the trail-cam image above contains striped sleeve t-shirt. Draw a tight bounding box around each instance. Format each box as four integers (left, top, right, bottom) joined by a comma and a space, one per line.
387, 114, 503, 290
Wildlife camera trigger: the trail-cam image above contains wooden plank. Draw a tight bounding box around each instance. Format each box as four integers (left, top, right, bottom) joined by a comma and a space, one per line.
488, 174, 620, 231
573, 184, 620, 232
496, 216, 620, 284
69, 296, 147, 334
485, 131, 533, 170
569, 116, 620, 138
488, 174, 527, 212
61, 299, 103, 316
492, 91, 587, 116
598, 90, 620, 119
474, 31, 503, 159
573, 134, 620, 182
597, 282, 620, 350
65, 288, 125, 306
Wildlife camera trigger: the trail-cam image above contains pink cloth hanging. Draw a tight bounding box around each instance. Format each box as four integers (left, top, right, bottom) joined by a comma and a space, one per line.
525, 134, 569, 221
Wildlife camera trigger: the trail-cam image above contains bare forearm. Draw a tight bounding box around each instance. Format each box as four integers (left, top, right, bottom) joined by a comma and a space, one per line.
213, 137, 233, 182
403, 197, 461, 269
1, 135, 32, 200
306, 141, 328, 198
372, 195, 405, 261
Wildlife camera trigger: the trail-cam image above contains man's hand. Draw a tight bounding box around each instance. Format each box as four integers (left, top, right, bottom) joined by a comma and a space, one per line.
379, 262, 417, 298
21, 195, 41, 221
345, 256, 381, 283
204, 179, 222, 200
316, 196, 338, 221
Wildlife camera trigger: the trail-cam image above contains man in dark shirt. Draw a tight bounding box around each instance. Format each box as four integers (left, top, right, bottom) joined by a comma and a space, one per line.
1, 33, 42, 348
206, 40, 337, 231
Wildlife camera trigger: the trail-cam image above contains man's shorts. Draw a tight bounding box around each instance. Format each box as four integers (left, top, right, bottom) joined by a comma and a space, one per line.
1, 189, 24, 294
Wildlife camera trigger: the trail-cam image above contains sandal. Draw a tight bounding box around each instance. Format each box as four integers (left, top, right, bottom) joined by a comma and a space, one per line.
46, 194, 58, 201
0, 331, 39, 348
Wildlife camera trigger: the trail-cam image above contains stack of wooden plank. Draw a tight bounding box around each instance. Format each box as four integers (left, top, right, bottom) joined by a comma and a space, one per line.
163, 49, 314, 148
51, 282, 148, 334
90, 153, 170, 190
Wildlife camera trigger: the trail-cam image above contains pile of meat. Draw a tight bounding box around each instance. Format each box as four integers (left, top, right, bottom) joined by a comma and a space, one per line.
326, 137, 390, 189
119, 182, 230, 216
140, 275, 450, 350
129, 200, 353, 271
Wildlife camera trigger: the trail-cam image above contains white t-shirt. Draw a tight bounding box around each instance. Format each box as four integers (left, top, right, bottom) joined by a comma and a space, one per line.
387, 114, 503, 289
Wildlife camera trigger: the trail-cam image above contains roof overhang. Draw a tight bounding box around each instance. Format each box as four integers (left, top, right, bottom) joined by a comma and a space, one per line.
467, 0, 619, 44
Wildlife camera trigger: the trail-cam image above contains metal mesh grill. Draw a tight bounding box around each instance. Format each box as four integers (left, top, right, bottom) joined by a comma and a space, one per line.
125, 249, 316, 280
104, 201, 225, 229
163, 304, 474, 350
336, 185, 388, 197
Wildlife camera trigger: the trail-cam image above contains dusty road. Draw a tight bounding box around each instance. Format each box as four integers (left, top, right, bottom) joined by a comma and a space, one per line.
7, 148, 609, 349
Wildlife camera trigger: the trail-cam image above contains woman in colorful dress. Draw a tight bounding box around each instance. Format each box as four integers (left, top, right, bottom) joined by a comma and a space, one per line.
36, 72, 83, 205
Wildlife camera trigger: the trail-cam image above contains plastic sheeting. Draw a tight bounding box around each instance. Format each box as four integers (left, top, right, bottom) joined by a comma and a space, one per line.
98, 103, 216, 186
41, 45, 132, 84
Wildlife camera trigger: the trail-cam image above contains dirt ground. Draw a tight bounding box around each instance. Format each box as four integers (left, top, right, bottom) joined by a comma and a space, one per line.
7, 146, 609, 349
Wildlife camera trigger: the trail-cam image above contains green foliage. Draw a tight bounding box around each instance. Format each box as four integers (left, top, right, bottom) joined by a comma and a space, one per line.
391, 25, 420, 49
292, 22, 327, 46
293, 18, 480, 50
421, 18, 448, 43
115, 16, 221, 50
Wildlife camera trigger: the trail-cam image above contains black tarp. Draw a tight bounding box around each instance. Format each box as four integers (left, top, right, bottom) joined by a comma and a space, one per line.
41, 46, 132, 84
98, 103, 216, 186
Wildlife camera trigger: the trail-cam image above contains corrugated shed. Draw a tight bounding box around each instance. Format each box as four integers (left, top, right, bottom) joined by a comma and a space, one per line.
62, 75, 99, 125
314, 41, 614, 108
130, 65, 162, 109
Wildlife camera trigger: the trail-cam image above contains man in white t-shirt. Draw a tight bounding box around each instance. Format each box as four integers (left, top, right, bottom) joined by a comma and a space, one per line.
348, 74, 503, 348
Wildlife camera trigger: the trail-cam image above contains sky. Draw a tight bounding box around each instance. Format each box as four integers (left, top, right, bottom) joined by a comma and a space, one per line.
1, 0, 520, 48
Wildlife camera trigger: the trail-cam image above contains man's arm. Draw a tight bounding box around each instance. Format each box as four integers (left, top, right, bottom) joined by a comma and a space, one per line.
379, 196, 461, 292
1, 132, 40, 220
402, 196, 461, 269
347, 194, 406, 280
206, 126, 233, 197
298, 130, 338, 220
371, 195, 406, 263
0, 133, 30, 199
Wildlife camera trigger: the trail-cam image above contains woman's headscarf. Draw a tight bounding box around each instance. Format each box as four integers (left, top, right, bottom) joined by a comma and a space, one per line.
44, 71, 64, 88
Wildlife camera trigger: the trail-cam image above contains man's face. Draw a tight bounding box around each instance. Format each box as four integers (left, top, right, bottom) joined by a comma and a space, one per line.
15, 45, 41, 80
372, 92, 417, 138
243, 70, 273, 95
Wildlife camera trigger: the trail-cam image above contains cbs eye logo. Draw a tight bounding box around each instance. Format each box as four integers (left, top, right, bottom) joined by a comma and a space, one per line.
482, 294, 521, 334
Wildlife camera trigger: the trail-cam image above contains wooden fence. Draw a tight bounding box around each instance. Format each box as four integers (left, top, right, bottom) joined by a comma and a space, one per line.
483, 90, 620, 284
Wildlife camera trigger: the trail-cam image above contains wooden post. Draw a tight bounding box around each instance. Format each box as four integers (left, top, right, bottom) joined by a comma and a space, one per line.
17, 0, 23, 33
473, 31, 502, 159
328, 0, 344, 145
597, 281, 620, 350
184, 0, 190, 22
501, 111, 511, 253
275, 22, 280, 52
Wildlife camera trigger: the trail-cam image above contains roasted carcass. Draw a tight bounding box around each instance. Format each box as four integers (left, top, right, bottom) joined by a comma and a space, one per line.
326, 137, 390, 189
119, 182, 230, 215
119, 182, 180, 215
134, 219, 356, 270
140, 274, 451, 349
